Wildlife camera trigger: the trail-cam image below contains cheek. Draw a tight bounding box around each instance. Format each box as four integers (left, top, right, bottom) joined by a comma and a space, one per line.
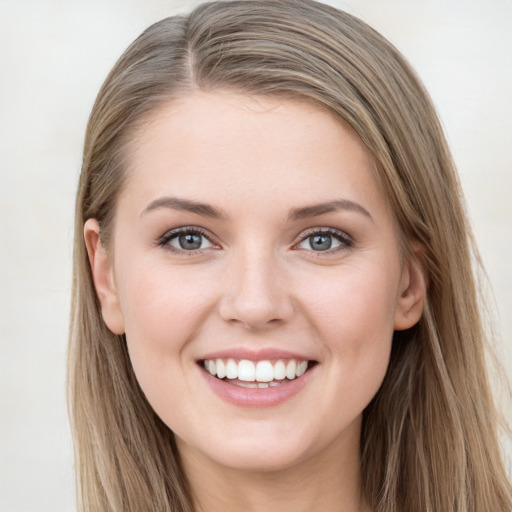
300, 263, 398, 396
116, 261, 217, 374
115, 262, 222, 428
306, 263, 398, 342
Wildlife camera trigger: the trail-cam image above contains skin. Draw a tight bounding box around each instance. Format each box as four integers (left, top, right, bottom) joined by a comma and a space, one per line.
85, 91, 426, 512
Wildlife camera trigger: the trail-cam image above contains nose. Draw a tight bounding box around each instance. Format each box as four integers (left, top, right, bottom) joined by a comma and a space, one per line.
218, 247, 294, 331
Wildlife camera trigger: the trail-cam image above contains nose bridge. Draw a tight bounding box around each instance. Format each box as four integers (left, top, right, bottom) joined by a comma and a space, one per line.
219, 239, 293, 329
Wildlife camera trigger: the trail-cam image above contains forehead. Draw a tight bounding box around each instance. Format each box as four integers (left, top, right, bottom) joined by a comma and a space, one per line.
120, 91, 389, 221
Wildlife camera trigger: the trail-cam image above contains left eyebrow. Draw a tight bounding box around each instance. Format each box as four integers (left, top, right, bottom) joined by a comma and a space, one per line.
287, 199, 373, 223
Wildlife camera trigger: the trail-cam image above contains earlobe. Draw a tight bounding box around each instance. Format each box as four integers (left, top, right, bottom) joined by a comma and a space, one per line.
84, 219, 125, 335
394, 246, 428, 331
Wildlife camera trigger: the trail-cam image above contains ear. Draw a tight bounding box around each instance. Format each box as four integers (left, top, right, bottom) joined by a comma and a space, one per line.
394, 243, 428, 331
84, 219, 125, 335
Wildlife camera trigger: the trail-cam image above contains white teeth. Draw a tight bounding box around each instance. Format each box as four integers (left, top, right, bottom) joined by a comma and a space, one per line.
233, 380, 285, 389
236, 381, 258, 388
286, 360, 297, 380
255, 361, 274, 382
226, 358, 237, 379
274, 360, 286, 380
203, 357, 311, 383
216, 359, 226, 379
296, 360, 308, 377
238, 360, 256, 382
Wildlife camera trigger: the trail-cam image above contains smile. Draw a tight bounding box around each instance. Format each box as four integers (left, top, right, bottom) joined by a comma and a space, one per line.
201, 358, 313, 388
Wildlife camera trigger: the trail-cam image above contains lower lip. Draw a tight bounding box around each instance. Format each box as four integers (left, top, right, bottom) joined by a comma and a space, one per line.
199, 365, 316, 408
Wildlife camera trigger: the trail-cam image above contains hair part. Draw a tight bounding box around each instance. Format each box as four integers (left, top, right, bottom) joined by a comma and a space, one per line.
69, 1, 511, 510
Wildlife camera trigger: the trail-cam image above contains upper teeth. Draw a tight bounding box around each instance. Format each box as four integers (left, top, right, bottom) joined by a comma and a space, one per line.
203, 359, 309, 382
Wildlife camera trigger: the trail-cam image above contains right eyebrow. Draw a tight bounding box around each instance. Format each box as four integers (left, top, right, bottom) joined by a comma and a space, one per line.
140, 196, 227, 219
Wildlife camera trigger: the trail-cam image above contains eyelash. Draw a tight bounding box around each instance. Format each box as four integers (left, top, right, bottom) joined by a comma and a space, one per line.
157, 226, 353, 255
158, 226, 215, 254
295, 228, 353, 255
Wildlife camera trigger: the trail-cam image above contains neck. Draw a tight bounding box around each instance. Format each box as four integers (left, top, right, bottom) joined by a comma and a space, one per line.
178, 419, 369, 512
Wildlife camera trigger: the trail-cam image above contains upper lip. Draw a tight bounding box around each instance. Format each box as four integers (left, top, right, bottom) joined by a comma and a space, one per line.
199, 347, 316, 362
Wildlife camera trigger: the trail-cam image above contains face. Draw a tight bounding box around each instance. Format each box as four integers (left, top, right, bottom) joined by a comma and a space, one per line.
86, 91, 424, 474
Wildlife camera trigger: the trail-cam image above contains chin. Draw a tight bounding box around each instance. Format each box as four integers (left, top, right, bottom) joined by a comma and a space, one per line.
175, 416, 344, 475
203, 440, 312, 473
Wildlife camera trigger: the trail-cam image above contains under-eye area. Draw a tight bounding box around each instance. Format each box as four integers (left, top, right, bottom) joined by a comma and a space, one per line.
200, 358, 318, 388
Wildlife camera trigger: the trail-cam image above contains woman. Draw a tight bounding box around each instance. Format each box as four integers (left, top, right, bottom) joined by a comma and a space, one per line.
68, 1, 511, 510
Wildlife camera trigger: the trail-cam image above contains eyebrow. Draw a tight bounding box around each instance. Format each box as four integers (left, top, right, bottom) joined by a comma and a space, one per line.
141, 196, 226, 219
141, 196, 372, 223
287, 199, 373, 222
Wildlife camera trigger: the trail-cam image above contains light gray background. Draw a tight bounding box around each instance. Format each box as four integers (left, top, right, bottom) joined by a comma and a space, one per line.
1, 1, 510, 510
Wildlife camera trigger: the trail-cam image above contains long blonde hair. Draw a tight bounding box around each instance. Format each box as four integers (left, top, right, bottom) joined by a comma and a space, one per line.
69, 1, 511, 510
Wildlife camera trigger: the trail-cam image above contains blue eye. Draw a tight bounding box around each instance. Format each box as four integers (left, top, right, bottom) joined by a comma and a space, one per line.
297, 229, 352, 252
160, 228, 214, 252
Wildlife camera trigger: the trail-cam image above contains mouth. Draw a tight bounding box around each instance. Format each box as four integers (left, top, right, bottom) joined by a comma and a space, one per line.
199, 358, 318, 389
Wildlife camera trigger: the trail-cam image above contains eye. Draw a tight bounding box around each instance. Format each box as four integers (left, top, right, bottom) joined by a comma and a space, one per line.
159, 227, 216, 253
296, 229, 352, 253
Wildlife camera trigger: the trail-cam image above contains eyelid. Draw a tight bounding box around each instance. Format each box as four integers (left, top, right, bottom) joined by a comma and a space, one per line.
158, 226, 219, 253
293, 227, 354, 254
156, 225, 353, 256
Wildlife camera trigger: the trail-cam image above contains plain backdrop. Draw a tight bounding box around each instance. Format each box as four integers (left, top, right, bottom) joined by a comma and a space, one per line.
0, 0, 511, 510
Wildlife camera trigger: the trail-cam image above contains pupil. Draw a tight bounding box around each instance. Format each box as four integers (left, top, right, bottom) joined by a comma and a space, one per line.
311, 234, 332, 251
179, 233, 202, 250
